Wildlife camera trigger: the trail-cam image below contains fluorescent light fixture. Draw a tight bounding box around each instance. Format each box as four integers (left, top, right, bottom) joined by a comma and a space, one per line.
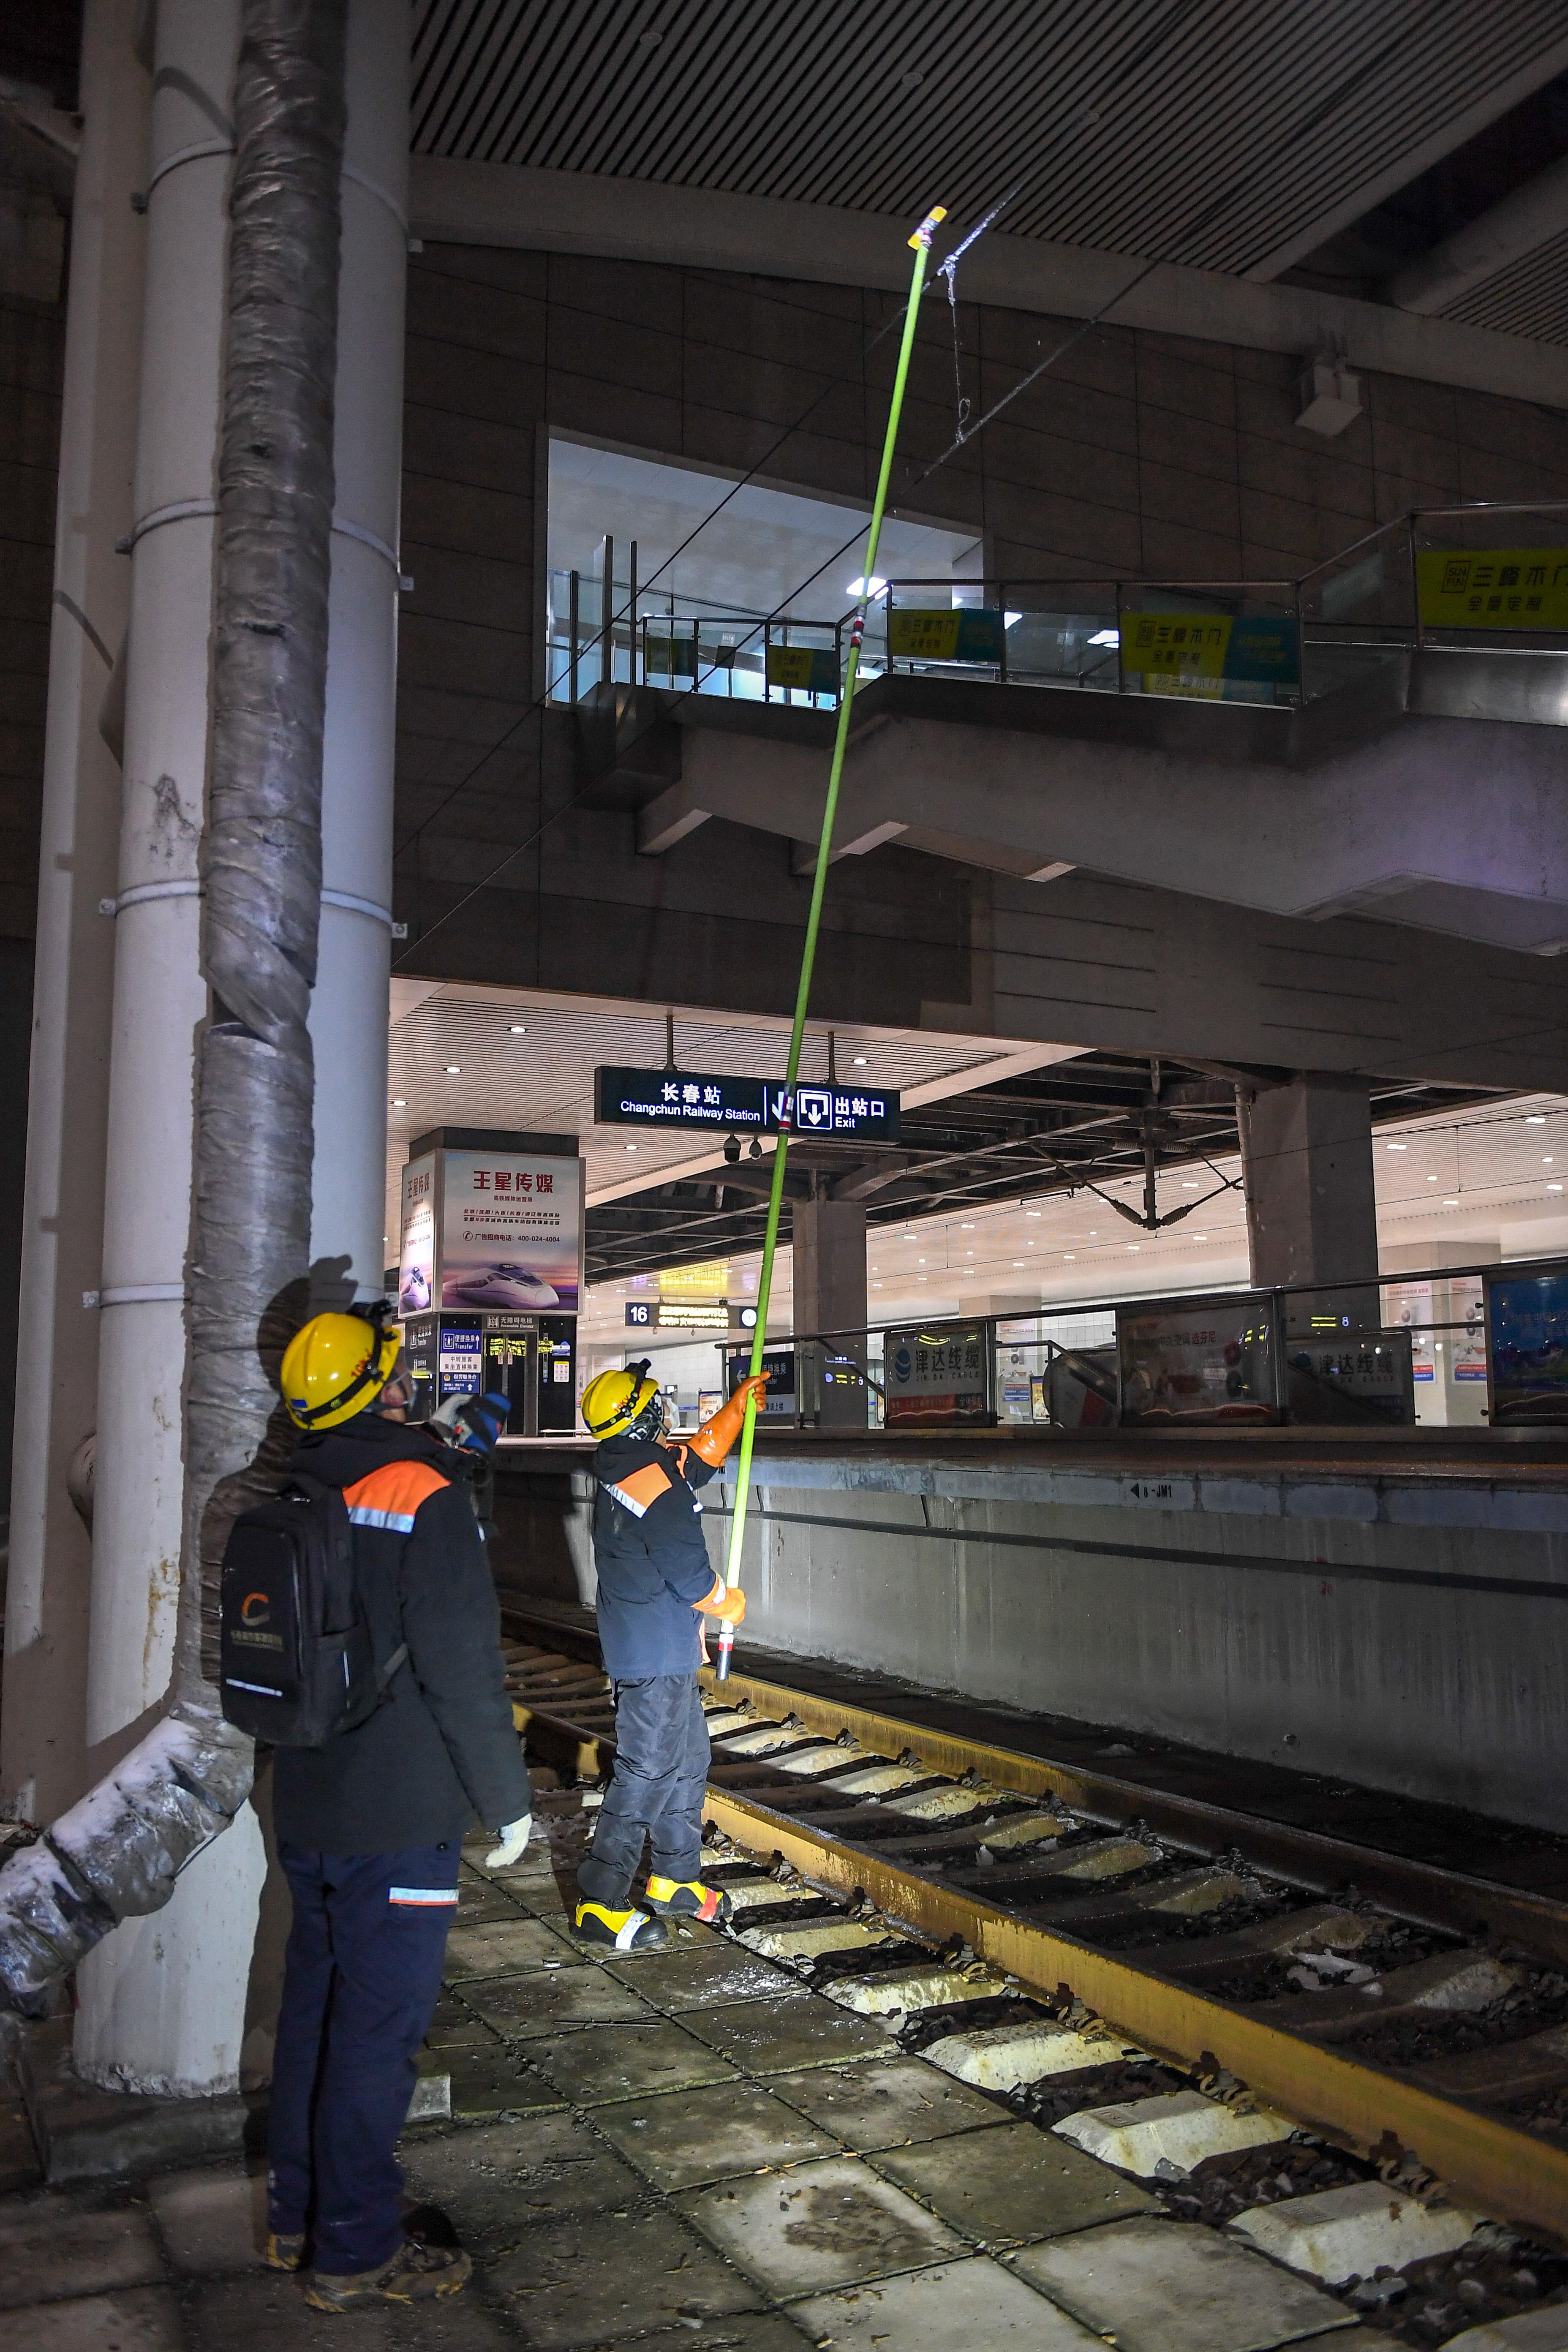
625, 1143, 638, 1152
852, 1055, 868, 1065
847, 575, 886, 597
1552, 1184, 1564, 1192
1088, 627, 1119, 647
1444, 1198, 1459, 1206
1064, 1252, 1076, 1259
391, 1097, 406, 1105
1181, 1180, 1200, 1189
444, 1064, 461, 1074
1386, 1142, 1406, 1151
509, 1024, 527, 1033
1527, 1114, 1547, 1123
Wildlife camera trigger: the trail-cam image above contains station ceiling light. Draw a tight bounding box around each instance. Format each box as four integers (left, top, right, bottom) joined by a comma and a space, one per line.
445, 1064, 461, 1073
1443, 1198, 1459, 1206
852, 1054, 868, 1065
509, 1024, 527, 1033
1386, 1142, 1406, 1151
391, 1097, 406, 1105
1528, 1114, 1547, 1124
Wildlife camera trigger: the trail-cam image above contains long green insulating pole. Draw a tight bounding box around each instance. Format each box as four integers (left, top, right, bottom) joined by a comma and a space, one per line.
715, 204, 946, 1681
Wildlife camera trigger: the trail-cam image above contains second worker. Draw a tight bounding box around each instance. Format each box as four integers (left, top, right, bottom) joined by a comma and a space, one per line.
573, 1360, 767, 1950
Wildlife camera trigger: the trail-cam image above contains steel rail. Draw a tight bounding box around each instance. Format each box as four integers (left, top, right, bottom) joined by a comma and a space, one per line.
700, 1781, 1568, 2249
499, 1616, 1568, 2244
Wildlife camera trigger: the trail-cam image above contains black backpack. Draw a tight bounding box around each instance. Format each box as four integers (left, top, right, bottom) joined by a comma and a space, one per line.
218, 1470, 408, 1748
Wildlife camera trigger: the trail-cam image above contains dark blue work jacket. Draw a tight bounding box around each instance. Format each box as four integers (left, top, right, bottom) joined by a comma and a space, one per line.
591, 1431, 720, 1677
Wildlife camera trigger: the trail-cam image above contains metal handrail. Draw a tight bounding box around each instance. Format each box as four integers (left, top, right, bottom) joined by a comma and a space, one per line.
548, 502, 1568, 712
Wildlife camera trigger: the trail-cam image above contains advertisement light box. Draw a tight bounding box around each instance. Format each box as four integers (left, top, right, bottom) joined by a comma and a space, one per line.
595, 1066, 899, 1144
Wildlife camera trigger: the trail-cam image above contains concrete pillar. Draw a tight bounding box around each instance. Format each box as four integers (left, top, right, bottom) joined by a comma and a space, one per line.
0, 0, 148, 1826
310, 2, 407, 1302
86, 0, 238, 1756
1238, 1076, 1379, 1290
793, 1196, 868, 1427
74, 0, 410, 2099
74, 0, 266, 2097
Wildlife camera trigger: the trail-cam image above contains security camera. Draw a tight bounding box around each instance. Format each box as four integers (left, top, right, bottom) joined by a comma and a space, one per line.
749, 1138, 762, 1160
724, 1132, 741, 1164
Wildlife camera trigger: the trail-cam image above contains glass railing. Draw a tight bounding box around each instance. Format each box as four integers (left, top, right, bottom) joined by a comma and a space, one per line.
566, 1250, 1557, 1438
547, 503, 1568, 720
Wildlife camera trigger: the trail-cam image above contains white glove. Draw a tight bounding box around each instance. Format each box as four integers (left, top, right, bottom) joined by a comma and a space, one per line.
485, 1814, 532, 1868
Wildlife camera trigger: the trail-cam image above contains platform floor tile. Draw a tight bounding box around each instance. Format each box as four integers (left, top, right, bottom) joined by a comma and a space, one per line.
571, 2322, 815, 2352
680, 1993, 895, 2074
444, 1916, 580, 1979
185, 2268, 520, 2348
0, 2191, 165, 2308
401, 2113, 647, 2240
593, 2079, 841, 2190
485, 2204, 764, 2347
871, 2116, 1160, 2245
147, 2164, 267, 2273
1011, 2215, 1357, 2352
527, 2018, 742, 2104
676, 2153, 966, 2299
25, 2284, 185, 2351
772, 2054, 1007, 2151
445, 2042, 570, 2118
463, 1964, 654, 2037
604, 1941, 804, 2012
791, 2255, 1102, 2350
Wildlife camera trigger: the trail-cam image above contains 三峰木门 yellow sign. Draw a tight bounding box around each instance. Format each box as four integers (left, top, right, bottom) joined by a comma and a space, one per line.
1416, 548, 1568, 630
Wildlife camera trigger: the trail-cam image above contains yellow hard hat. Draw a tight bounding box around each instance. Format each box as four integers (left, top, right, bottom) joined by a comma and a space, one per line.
281, 1312, 402, 1430
582, 1361, 658, 1439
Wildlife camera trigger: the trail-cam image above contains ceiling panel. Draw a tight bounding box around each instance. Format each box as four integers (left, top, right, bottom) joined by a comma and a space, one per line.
412, 1, 1568, 279
381, 981, 1072, 1258
1440, 223, 1568, 347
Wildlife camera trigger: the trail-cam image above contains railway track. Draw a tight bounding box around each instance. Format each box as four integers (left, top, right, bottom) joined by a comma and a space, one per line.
499, 1605, 1568, 2264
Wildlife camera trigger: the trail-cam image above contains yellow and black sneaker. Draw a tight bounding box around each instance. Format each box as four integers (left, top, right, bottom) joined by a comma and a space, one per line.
644, 1876, 733, 1924
303, 2238, 471, 2310
572, 1899, 670, 1952
263, 2230, 306, 2272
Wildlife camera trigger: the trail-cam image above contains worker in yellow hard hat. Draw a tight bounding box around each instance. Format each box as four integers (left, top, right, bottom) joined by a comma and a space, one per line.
572, 1358, 767, 1950
279, 1309, 408, 1430
264, 1306, 531, 2311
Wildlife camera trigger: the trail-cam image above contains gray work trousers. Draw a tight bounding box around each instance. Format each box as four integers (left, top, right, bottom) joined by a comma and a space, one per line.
576, 1673, 710, 1909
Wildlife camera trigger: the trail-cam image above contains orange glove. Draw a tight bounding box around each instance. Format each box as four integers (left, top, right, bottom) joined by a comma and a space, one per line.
687, 1372, 769, 1467
696, 1571, 746, 1625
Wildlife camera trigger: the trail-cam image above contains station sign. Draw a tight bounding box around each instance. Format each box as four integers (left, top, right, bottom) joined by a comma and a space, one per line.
596, 1066, 899, 1144
626, 1299, 732, 1331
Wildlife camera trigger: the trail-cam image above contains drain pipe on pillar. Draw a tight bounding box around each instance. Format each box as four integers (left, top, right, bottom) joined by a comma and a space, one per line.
0, 0, 346, 2016
715, 206, 945, 1680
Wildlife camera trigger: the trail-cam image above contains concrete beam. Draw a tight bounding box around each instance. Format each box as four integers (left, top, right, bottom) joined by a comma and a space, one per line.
1243, 34, 1568, 283
1389, 152, 1568, 315
408, 156, 1568, 410
672, 682, 1568, 957
636, 779, 712, 856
